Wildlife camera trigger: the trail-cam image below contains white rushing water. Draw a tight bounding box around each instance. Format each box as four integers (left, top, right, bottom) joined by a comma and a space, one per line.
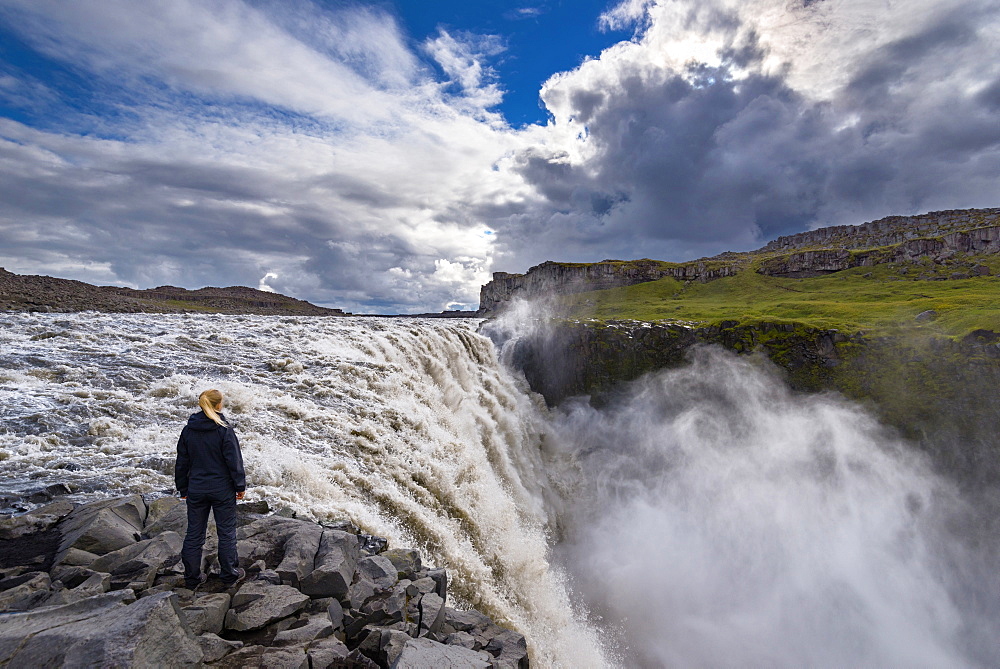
3, 311, 998, 667
0, 312, 604, 666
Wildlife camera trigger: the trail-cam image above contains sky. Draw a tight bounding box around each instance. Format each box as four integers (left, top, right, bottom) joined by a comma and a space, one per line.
0, 1, 997, 314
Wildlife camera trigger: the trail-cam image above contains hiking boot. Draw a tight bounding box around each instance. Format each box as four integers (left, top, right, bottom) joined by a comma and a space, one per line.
223, 567, 246, 588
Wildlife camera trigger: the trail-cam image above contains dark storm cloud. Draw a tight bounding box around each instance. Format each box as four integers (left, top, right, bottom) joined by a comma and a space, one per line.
495, 0, 1000, 266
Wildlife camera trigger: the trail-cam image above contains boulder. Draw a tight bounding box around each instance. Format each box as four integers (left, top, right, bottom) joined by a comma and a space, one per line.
237, 517, 323, 587
327, 598, 345, 631
0, 571, 51, 610
357, 554, 397, 590
444, 631, 478, 650
306, 636, 350, 668
59, 547, 100, 567
390, 637, 492, 669
109, 556, 162, 592
484, 629, 530, 669
0, 590, 202, 667
381, 548, 421, 580
273, 613, 333, 646
444, 607, 493, 633
197, 632, 243, 663
425, 567, 448, 601
407, 577, 437, 596
212, 644, 309, 669
143, 496, 187, 536
182, 592, 231, 635
87, 531, 182, 592
381, 629, 416, 666
416, 591, 446, 636
0, 506, 66, 540
224, 582, 310, 632
50, 566, 111, 599
56, 495, 147, 560
299, 529, 359, 598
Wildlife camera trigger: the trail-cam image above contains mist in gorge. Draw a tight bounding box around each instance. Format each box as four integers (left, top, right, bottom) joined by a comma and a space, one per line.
543, 347, 1000, 668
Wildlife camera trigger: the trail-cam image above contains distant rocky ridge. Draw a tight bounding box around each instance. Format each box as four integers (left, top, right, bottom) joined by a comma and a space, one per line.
0, 268, 349, 315
0, 492, 529, 668
478, 208, 1000, 313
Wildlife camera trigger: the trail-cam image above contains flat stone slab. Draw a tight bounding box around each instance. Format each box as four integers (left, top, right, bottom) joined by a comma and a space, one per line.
0, 590, 202, 667
391, 637, 492, 669
225, 581, 310, 632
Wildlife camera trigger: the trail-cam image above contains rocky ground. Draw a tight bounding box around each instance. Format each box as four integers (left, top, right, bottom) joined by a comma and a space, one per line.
0, 492, 529, 668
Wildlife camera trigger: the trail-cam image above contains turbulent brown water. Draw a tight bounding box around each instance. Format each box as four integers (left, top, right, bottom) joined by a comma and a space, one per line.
3, 311, 998, 667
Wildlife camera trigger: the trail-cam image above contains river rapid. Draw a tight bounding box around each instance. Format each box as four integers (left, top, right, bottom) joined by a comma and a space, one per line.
2, 311, 997, 667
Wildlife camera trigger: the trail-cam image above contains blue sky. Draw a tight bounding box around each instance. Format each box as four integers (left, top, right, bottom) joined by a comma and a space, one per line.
0, 0, 998, 313
390, 0, 629, 126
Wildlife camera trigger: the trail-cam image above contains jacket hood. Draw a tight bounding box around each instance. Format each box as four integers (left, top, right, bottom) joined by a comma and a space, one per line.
187, 411, 227, 431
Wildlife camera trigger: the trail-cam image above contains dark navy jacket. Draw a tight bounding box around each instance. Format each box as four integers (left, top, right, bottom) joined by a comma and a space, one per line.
175, 411, 246, 496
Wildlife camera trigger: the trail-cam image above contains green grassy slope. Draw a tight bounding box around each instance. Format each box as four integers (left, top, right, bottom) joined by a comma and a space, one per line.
560, 255, 1000, 337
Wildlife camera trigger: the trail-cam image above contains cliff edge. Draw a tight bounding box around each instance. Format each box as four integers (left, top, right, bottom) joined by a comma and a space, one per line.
479, 208, 1000, 313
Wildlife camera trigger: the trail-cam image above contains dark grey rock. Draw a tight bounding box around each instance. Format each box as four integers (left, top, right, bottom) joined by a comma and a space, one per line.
273, 613, 333, 646
346, 647, 381, 668
390, 637, 491, 668
0, 506, 66, 540
0, 590, 201, 667
300, 529, 359, 598
381, 548, 421, 579
306, 636, 350, 668
197, 632, 243, 662
237, 516, 323, 587
0, 571, 51, 610
425, 567, 448, 601
89, 531, 180, 574
484, 629, 530, 669
59, 547, 100, 566
143, 496, 187, 537
56, 495, 147, 560
407, 577, 436, 596
327, 598, 345, 631
444, 607, 493, 633
916, 309, 938, 322
444, 631, 479, 650
182, 592, 231, 635
357, 554, 397, 590
224, 581, 310, 632
212, 644, 309, 669
417, 591, 446, 636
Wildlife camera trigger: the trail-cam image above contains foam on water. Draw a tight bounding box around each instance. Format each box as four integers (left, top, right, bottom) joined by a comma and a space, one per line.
0, 312, 606, 667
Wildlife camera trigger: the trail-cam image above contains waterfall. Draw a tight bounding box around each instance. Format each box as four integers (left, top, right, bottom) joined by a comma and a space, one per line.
0, 312, 606, 667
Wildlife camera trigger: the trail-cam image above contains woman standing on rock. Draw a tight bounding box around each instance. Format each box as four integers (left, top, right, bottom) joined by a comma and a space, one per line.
175, 388, 247, 589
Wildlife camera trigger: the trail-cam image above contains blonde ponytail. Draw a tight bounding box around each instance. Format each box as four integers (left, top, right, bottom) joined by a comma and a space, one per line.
198, 389, 228, 427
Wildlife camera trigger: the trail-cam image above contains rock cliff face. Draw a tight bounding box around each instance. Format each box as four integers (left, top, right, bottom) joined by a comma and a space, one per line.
759, 222, 1000, 277
761, 208, 1000, 253
479, 258, 741, 314
478, 208, 1000, 311
0, 269, 348, 316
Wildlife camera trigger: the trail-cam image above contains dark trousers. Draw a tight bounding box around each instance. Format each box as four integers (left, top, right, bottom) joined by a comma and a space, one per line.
181, 489, 240, 583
